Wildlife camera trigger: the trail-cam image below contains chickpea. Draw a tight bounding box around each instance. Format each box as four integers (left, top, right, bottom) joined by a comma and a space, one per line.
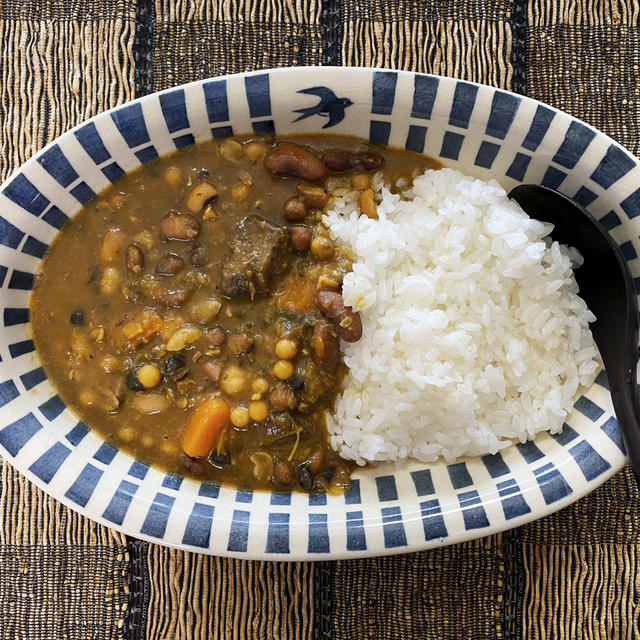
230, 406, 250, 428
159, 440, 178, 456
231, 183, 251, 202
138, 364, 161, 389
118, 426, 136, 443
140, 434, 154, 448
251, 377, 270, 395
248, 401, 269, 422
275, 338, 298, 360
100, 355, 119, 373
206, 325, 226, 347
220, 365, 247, 395
273, 360, 294, 381
79, 389, 96, 407
164, 166, 182, 186
244, 140, 268, 163
219, 138, 243, 162
310, 236, 334, 260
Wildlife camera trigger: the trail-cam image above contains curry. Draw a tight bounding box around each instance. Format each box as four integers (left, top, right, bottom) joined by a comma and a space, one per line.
30, 134, 439, 492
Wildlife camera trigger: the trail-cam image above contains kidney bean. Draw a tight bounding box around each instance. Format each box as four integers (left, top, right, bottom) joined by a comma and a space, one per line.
316, 290, 362, 342
273, 458, 294, 486
206, 325, 226, 347
321, 149, 353, 172
283, 197, 307, 222
156, 253, 184, 276
226, 331, 254, 355
290, 225, 312, 252
157, 288, 191, 308
181, 452, 209, 476
70, 309, 85, 325
125, 244, 145, 274
263, 143, 325, 182
351, 151, 384, 171
269, 385, 297, 411
202, 359, 222, 383
296, 183, 328, 208
303, 444, 326, 475
159, 211, 200, 241
311, 317, 340, 371
322, 149, 384, 173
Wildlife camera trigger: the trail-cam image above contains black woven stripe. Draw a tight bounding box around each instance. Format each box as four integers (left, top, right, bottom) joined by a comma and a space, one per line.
510, 0, 529, 95
313, 561, 334, 640
313, 7, 342, 635
502, 527, 524, 639
133, 0, 155, 98
124, 539, 150, 640
321, 0, 343, 66
505, 3, 528, 627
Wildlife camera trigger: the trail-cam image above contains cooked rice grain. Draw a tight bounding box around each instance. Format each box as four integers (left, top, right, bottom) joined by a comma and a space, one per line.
324, 169, 600, 465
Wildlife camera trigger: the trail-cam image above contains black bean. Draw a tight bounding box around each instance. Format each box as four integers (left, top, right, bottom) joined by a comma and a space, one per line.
286, 374, 305, 392
162, 354, 186, 374
70, 310, 85, 325
297, 464, 314, 491
125, 370, 145, 392
162, 354, 188, 380
209, 450, 231, 467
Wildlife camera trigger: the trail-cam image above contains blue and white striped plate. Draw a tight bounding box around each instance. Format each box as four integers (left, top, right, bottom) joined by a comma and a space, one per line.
0, 67, 635, 559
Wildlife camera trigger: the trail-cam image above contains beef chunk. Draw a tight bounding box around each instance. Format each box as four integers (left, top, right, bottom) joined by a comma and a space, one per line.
222, 215, 289, 298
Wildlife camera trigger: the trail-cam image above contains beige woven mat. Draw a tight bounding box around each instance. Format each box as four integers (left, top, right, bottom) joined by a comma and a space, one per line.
1, 1, 639, 638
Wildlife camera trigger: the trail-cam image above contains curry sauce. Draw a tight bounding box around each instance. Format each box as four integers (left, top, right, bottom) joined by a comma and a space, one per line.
30, 135, 439, 492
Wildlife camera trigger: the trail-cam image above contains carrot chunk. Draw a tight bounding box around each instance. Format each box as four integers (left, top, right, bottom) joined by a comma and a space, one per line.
181, 397, 230, 458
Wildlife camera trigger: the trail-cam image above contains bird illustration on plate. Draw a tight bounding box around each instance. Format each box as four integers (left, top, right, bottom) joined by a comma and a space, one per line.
293, 87, 354, 128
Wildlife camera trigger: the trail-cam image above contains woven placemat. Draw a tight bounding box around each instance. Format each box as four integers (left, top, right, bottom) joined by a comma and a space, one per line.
1, 1, 639, 638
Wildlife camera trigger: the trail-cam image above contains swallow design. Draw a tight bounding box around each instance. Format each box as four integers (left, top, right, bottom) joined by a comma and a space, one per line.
293, 86, 354, 128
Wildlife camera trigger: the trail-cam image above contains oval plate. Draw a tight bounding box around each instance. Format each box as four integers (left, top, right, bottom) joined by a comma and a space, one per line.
0, 67, 634, 559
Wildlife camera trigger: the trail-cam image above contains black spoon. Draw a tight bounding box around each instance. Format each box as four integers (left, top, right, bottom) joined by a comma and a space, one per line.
509, 184, 640, 481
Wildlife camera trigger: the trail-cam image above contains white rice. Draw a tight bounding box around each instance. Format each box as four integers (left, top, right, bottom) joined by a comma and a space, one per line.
324, 168, 600, 465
